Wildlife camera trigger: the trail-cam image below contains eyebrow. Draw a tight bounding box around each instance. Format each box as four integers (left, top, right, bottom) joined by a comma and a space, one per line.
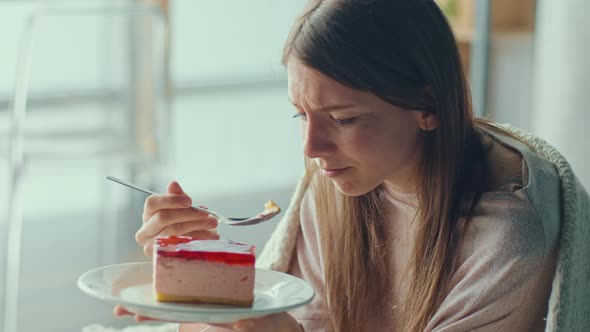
289, 99, 356, 112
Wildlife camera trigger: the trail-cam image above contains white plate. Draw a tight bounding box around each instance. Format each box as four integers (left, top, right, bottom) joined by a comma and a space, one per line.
77, 262, 315, 324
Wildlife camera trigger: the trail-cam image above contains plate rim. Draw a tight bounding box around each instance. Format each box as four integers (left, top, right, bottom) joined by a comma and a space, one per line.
77, 261, 315, 317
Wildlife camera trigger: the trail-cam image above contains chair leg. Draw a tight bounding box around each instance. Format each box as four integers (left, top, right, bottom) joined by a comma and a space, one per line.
3, 159, 26, 332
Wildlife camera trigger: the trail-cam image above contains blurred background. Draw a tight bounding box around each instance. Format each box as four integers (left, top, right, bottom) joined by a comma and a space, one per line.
0, 0, 588, 331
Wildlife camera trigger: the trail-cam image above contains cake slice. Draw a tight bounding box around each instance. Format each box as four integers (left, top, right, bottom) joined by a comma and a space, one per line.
153, 236, 255, 306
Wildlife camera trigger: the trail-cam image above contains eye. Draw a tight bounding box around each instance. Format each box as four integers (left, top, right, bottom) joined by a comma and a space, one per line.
332, 116, 357, 125
292, 112, 307, 121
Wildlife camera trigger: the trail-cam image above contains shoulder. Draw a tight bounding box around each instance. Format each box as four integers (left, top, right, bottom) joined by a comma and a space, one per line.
463, 192, 546, 263
476, 127, 562, 257
431, 192, 557, 331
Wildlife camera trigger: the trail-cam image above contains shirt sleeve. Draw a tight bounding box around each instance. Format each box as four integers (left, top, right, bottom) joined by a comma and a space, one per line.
425, 192, 553, 332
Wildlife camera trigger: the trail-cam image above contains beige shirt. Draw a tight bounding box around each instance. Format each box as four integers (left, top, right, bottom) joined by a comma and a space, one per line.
288, 131, 561, 331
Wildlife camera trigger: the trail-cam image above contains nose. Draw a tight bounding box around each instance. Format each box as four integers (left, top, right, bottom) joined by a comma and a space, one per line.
302, 118, 335, 159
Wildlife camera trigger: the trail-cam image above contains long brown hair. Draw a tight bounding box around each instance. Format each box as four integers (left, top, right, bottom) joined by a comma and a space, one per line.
283, 0, 491, 331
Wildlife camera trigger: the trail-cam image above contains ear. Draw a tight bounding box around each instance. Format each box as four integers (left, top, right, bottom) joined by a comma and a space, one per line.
415, 111, 439, 131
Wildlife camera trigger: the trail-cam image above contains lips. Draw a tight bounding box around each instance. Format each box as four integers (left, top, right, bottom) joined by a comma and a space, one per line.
321, 167, 350, 178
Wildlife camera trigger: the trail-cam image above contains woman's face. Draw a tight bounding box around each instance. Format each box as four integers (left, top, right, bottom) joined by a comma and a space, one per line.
287, 59, 428, 196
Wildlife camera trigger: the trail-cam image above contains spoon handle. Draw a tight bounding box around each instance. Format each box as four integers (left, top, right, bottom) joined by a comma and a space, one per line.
106, 176, 157, 196
105, 176, 218, 218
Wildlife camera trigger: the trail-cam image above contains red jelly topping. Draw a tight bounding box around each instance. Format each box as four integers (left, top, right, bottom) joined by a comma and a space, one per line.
156, 236, 255, 265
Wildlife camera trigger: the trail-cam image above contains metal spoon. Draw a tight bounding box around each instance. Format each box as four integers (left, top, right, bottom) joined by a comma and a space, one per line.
106, 176, 281, 226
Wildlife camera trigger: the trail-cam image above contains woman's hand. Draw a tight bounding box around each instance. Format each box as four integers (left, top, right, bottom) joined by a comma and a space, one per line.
136, 181, 220, 257
114, 307, 303, 332
208, 312, 304, 332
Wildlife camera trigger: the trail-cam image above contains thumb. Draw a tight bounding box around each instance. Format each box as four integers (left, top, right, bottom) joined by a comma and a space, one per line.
167, 181, 185, 195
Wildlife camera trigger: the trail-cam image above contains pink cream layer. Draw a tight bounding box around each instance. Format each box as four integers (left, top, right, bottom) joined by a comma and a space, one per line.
154, 237, 255, 303
154, 256, 255, 302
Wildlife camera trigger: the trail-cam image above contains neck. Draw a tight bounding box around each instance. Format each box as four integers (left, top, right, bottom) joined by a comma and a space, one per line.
383, 151, 422, 195
383, 179, 418, 195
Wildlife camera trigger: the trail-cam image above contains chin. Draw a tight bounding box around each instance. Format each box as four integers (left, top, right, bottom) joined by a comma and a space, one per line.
332, 180, 376, 197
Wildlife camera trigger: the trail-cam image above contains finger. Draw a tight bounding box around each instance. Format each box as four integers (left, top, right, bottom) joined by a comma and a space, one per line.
134, 314, 155, 322
113, 306, 155, 322
210, 320, 256, 331
157, 221, 220, 239
142, 194, 195, 223
113, 305, 132, 317
227, 314, 300, 332
137, 208, 216, 245
143, 229, 220, 256
135, 314, 182, 323
210, 323, 235, 330
167, 181, 185, 195
184, 229, 220, 240
143, 242, 155, 257
211, 320, 259, 331
114, 305, 164, 322
233, 320, 257, 331
178, 324, 219, 332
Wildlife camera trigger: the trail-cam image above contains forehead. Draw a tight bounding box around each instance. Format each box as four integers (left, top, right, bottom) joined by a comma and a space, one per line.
287, 59, 362, 106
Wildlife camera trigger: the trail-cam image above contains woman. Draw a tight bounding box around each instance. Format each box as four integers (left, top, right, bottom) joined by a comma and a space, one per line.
117, 0, 561, 331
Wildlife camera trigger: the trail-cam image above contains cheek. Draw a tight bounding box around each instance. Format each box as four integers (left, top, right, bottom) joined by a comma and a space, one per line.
352, 125, 420, 167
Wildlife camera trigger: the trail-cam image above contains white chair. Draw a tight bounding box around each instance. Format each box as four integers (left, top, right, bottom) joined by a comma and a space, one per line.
1, 3, 171, 332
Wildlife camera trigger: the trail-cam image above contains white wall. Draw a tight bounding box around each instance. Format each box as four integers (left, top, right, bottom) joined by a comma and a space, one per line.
487, 33, 535, 132
171, 0, 303, 86
532, 0, 590, 190
0, 1, 131, 95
